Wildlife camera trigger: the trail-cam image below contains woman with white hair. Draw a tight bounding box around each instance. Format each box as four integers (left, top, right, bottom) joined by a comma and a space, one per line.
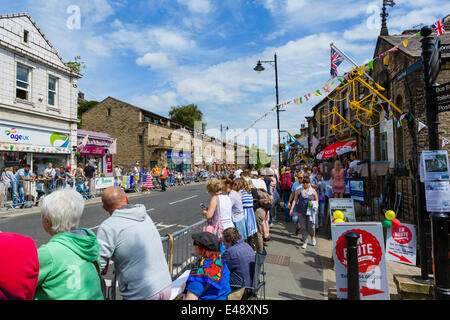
34, 189, 104, 300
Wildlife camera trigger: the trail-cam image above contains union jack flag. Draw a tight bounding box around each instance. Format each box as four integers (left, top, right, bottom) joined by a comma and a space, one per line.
432, 18, 446, 36
331, 47, 344, 78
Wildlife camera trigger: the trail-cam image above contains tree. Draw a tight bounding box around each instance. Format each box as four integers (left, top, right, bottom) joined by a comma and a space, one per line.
77, 100, 98, 129
66, 56, 86, 74
168, 104, 206, 131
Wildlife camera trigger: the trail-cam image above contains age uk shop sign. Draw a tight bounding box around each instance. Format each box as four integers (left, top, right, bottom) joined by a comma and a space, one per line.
332, 222, 390, 300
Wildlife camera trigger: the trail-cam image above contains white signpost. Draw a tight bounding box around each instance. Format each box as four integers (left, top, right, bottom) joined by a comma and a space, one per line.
332, 222, 390, 300
385, 223, 417, 266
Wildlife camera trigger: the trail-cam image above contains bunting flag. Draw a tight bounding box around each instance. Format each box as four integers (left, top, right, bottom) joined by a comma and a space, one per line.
418, 121, 426, 132
287, 131, 301, 146
443, 137, 450, 148
368, 60, 374, 70
384, 54, 390, 66
402, 39, 409, 47
283, 140, 291, 155
393, 116, 401, 128
399, 113, 407, 121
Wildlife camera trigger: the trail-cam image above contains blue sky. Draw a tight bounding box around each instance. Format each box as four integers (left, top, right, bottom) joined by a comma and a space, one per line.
3, 0, 450, 154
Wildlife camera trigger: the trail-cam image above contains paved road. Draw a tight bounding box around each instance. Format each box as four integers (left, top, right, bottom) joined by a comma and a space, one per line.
0, 183, 210, 247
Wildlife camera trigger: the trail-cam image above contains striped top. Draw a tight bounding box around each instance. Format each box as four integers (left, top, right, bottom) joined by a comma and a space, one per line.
240, 190, 253, 208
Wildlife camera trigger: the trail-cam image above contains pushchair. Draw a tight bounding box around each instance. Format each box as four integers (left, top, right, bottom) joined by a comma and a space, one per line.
75, 178, 94, 200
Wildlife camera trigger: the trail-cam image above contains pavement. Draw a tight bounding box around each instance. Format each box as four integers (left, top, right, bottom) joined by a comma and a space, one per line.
263, 214, 430, 300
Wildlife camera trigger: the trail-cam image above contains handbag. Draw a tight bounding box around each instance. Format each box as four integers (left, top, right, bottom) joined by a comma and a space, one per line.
203, 196, 224, 239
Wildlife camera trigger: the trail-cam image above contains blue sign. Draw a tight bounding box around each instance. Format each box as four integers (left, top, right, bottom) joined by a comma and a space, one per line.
349, 179, 364, 202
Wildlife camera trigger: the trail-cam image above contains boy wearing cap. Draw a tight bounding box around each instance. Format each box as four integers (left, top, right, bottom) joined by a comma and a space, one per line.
183, 232, 231, 300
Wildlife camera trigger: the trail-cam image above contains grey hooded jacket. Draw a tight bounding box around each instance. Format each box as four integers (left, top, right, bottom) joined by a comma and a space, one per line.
97, 204, 172, 299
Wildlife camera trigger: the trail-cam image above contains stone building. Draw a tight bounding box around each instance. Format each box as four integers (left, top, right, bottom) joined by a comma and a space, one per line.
81, 96, 245, 172
0, 13, 80, 172
81, 96, 193, 171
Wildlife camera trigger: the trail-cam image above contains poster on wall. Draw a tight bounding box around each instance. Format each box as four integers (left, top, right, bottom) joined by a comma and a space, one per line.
420, 150, 450, 182
424, 181, 450, 212
329, 198, 356, 222
332, 222, 390, 300
349, 179, 364, 202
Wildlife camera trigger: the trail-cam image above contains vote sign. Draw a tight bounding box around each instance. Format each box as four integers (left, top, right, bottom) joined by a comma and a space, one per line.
385, 223, 416, 266
332, 222, 390, 300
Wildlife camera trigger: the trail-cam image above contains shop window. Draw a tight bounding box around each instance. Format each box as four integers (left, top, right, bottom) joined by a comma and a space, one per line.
48, 76, 57, 106
16, 64, 30, 101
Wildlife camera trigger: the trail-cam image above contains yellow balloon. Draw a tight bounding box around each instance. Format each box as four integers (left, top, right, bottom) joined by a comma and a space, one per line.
385, 210, 396, 221
334, 218, 345, 223
333, 210, 344, 220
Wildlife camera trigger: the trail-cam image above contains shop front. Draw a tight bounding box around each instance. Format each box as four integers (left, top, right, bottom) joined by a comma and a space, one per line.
77, 130, 115, 177
167, 150, 191, 173
0, 120, 71, 174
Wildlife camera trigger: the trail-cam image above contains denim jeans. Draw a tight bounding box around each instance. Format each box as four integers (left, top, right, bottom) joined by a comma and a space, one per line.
282, 191, 291, 222
11, 180, 19, 207
318, 200, 326, 226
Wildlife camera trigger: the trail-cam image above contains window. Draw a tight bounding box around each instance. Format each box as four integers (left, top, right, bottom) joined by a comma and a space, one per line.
23, 30, 29, 43
48, 76, 57, 106
144, 115, 151, 122
138, 135, 143, 144
16, 64, 30, 100
107, 108, 111, 116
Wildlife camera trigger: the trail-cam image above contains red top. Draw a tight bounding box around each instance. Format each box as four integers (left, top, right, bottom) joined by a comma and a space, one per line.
0, 233, 39, 300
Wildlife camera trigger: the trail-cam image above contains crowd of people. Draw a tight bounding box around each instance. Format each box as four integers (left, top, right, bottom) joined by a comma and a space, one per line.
0, 162, 97, 208
0, 153, 362, 300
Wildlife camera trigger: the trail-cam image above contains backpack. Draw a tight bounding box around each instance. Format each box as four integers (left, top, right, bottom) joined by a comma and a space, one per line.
280, 173, 292, 191
256, 188, 273, 209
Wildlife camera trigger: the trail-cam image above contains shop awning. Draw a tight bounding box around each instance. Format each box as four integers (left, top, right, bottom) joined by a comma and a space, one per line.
316, 141, 356, 160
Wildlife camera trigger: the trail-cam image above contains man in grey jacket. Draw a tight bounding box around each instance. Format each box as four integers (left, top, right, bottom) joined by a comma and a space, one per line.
97, 187, 172, 300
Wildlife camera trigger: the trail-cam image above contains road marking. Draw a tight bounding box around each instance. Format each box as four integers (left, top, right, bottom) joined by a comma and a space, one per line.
146, 208, 155, 212
88, 225, 101, 230
169, 195, 198, 205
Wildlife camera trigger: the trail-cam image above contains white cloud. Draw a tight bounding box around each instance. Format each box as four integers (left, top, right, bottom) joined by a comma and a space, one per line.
136, 52, 177, 69
177, 0, 213, 14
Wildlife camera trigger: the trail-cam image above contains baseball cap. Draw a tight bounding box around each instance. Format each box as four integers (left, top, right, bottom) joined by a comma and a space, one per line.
191, 232, 219, 251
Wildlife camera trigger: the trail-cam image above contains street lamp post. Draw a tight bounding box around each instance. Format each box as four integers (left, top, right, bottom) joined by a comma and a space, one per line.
254, 53, 281, 177
220, 124, 229, 172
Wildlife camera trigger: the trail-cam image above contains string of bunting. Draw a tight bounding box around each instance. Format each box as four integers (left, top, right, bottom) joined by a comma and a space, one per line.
226, 16, 446, 143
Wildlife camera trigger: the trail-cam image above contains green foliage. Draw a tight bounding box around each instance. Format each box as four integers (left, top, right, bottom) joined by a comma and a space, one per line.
294, 134, 301, 139
168, 104, 206, 130
67, 56, 86, 74
77, 100, 98, 129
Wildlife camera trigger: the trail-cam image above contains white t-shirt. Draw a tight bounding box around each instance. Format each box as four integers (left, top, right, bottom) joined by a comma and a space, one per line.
44, 167, 55, 178
251, 178, 267, 191
114, 167, 122, 177
215, 195, 234, 230
349, 160, 361, 174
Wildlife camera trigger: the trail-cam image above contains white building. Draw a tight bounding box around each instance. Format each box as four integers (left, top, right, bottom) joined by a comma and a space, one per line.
0, 13, 81, 174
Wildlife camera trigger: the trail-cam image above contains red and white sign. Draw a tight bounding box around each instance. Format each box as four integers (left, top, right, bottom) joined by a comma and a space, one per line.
332, 222, 390, 300
316, 141, 356, 160
385, 223, 416, 266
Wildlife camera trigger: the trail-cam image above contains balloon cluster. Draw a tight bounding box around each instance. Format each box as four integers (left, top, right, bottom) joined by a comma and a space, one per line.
332, 210, 345, 223
382, 210, 401, 229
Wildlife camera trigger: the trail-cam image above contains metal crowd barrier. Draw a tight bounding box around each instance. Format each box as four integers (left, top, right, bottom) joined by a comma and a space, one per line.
161, 219, 209, 280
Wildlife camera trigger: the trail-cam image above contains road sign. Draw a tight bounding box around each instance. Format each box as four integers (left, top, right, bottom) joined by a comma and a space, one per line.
332, 222, 390, 300
428, 36, 441, 83
436, 81, 450, 113
395, 57, 423, 82
386, 223, 417, 266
